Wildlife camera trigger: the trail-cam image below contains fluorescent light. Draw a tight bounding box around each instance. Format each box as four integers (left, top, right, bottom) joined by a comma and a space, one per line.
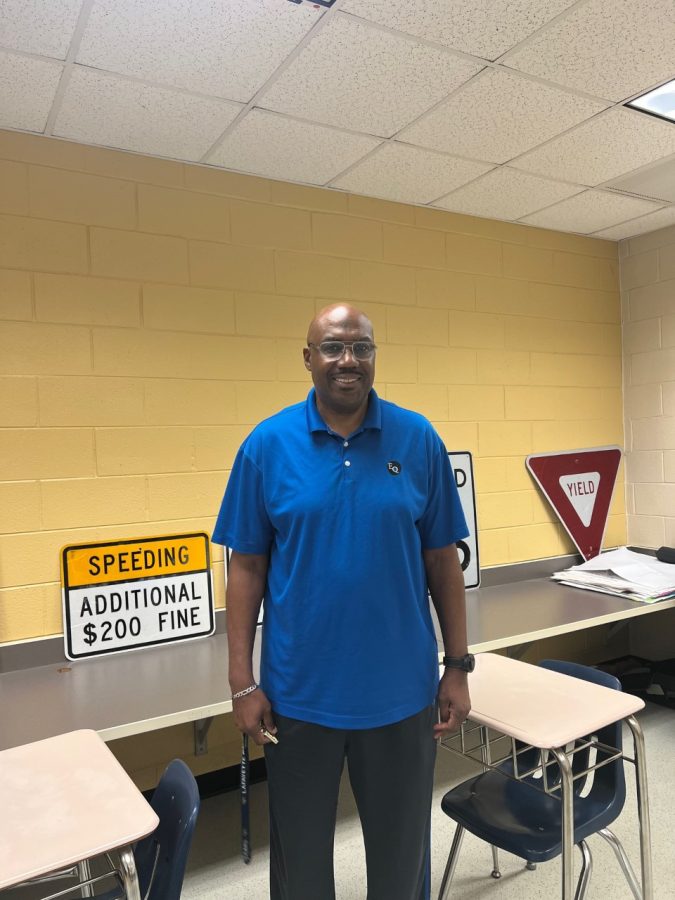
627, 78, 675, 124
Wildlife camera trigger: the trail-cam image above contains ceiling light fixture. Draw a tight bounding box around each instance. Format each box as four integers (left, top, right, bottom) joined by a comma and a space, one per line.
627, 78, 675, 124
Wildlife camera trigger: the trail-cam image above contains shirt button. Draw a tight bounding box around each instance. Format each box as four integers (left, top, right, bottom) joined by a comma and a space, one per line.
344, 460, 351, 467
343, 441, 349, 447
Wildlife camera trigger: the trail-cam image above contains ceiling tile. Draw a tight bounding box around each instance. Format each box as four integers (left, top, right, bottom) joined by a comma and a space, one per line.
341, 0, 577, 61
400, 68, 607, 164
0, 51, 63, 132
53, 67, 243, 161
260, 13, 483, 137
593, 206, 675, 240
0, 0, 81, 58
511, 108, 675, 186
434, 167, 583, 220
519, 189, 662, 234
209, 109, 380, 184
506, 0, 675, 102
607, 156, 675, 203
331, 142, 492, 205
77, 0, 319, 103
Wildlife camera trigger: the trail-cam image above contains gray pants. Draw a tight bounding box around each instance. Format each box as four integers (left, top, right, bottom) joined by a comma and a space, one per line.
264, 705, 436, 900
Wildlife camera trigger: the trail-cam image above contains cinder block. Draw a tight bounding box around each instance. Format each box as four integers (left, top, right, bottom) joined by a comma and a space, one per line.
477, 490, 532, 529
473, 457, 507, 493
0, 584, 59, 642
349, 259, 415, 307
526, 227, 617, 259
348, 194, 415, 224
603, 513, 627, 549
0, 481, 41, 533
551, 320, 621, 355
448, 310, 504, 349
504, 315, 554, 352
235, 381, 308, 424
138, 184, 230, 242
143, 283, 235, 334
659, 245, 675, 281
664, 450, 675, 482
503, 244, 552, 282
416, 268, 474, 310
0, 130, 86, 170
505, 457, 532, 491
507, 522, 562, 561
418, 347, 476, 384
629, 278, 675, 321
530, 352, 622, 387
387, 306, 448, 346
476, 528, 510, 566
82, 145, 185, 188
527, 282, 620, 323
0, 159, 28, 215
312, 212, 382, 260
554, 252, 619, 292
626, 450, 664, 484
0, 322, 91, 375
231, 200, 311, 250
623, 384, 663, 419
271, 181, 348, 213
0, 376, 37, 425
91, 228, 189, 283
475, 275, 524, 315
384, 383, 448, 420
383, 224, 446, 269
479, 421, 531, 456
193, 425, 255, 470
144, 378, 237, 425
29, 166, 136, 228
93, 328, 277, 380
664, 382, 675, 416
476, 350, 530, 385
147, 471, 226, 520
184, 165, 271, 201
275, 339, 314, 382
38, 376, 145, 426
623, 318, 661, 354
190, 240, 275, 292
0, 428, 94, 479
0, 214, 88, 273
235, 292, 314, 338
630, 348, 675, 386
374, 344, 418, 384
531, 490, 558, 524
627, 514, 665, 549
532, 419, 624, 453
35, 273, 140, 327
432, 421, 478, 455
634, 482, 675, 517
446, 232, 502, 276
95, 426, 194, 475
449, 385, 504, 421
506, 385, 618, 421
274, 250, 349, 299
663, 314, 675, 348
0, 268, 32, 320
41, 476, 146, 529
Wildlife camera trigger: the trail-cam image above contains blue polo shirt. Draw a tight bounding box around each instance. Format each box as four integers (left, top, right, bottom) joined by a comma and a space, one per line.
213, 389, 468, 729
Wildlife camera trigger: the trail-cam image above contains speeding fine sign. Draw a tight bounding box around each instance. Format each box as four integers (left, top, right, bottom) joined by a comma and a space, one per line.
61, 532, 215, 660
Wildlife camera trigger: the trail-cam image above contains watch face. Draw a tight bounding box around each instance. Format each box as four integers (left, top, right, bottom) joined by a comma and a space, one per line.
464, 654, 475, 672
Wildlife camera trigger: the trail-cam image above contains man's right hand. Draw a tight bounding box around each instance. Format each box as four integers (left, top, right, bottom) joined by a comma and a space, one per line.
233, 688, 277, 746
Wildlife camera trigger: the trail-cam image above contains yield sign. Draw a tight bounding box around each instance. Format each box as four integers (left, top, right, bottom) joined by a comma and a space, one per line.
526, 446, 622, 561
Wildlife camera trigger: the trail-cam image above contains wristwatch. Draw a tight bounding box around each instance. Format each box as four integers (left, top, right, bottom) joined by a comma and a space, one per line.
442, 653, 475, 673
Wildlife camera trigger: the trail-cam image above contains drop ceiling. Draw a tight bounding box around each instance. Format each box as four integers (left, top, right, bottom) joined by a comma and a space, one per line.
2, 0, 675, 240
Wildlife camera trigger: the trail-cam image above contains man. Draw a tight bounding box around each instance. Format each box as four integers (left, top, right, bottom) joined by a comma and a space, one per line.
213, 303, 471, 900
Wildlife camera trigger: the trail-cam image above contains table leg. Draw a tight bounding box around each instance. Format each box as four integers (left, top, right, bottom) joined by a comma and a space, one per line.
119, 847, 141, 900
551, 747, 574, 900
626, 714, 653, 900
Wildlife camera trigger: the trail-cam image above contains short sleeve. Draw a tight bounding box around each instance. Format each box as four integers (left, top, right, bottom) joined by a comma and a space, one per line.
417, 431, 469, 550
212, 442, 273, 554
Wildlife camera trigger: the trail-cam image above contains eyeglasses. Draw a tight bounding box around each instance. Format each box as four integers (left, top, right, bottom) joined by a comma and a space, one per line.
308, 340, 377, 361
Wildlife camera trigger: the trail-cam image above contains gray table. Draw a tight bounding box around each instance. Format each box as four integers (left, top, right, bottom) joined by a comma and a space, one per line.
2, 573, 674, 752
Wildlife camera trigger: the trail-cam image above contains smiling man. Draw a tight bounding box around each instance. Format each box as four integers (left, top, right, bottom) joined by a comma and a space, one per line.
213, 304, 471, 900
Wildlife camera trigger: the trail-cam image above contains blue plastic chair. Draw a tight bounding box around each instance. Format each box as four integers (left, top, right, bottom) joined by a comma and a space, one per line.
437, 660, 641, 900
95, 758, 201, 900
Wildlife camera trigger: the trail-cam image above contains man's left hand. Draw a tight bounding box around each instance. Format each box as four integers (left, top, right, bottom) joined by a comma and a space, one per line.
434, 668, 471, 738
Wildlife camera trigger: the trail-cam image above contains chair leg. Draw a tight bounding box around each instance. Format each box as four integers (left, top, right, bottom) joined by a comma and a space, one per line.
438, 824, 465, 900
525, 860, 537, 871
598, 828, 642, 900
575, 840, 593, 900
77, 860, 93, 898
491, 845, 502, 879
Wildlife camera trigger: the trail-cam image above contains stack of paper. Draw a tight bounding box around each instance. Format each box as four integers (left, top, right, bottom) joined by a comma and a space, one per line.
552, 547, 675, 604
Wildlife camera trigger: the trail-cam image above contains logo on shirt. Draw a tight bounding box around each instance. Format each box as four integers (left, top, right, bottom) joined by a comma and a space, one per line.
387, 460, 402, 476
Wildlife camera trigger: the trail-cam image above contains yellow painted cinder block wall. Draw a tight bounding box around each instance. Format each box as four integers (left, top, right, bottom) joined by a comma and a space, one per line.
0, 129, 626, 656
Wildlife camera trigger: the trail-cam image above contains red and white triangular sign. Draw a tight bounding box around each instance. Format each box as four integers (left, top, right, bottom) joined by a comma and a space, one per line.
526, 446, 622, 561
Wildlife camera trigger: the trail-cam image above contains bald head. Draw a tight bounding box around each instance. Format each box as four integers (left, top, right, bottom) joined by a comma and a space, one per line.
306, 304, 374, 346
